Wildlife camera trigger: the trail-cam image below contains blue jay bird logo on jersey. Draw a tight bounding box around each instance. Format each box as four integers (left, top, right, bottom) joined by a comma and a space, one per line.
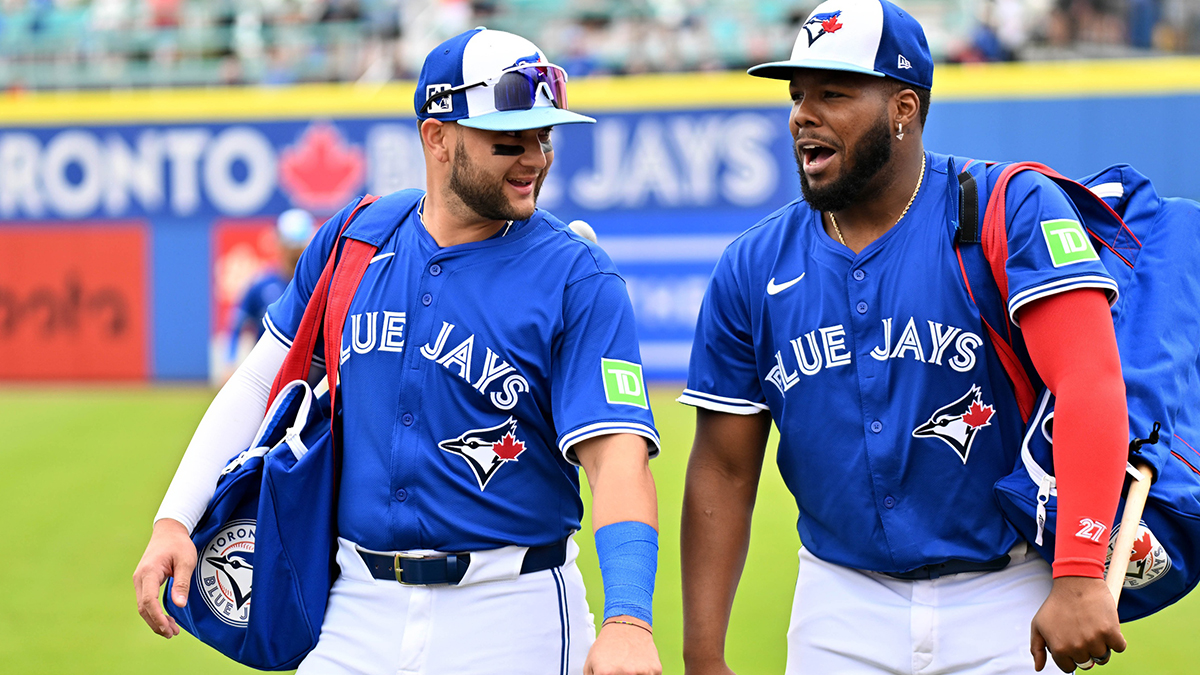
803, 11, 844, 46
912, 385, 996, 463
439, 417, 528, 490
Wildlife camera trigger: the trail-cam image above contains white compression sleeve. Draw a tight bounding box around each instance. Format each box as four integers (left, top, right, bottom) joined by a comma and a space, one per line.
154, 333, 292, 532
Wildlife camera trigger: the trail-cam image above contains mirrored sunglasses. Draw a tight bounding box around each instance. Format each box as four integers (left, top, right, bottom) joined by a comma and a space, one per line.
421, 63, 571, 116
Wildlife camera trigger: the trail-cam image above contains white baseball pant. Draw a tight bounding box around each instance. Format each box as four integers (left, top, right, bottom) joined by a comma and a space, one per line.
785, 543, 1053, 675
297, 537, 596, 675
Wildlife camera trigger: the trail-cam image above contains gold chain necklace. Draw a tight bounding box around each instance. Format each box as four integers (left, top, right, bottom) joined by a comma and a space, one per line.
829, 152, 926, 247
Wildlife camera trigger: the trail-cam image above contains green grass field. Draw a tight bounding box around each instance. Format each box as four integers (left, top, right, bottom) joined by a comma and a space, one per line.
2, 385, 1198, 674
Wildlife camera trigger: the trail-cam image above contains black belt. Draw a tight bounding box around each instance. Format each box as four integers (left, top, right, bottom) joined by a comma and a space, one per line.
357, 538, 568, 586
883, 553, 1011, 580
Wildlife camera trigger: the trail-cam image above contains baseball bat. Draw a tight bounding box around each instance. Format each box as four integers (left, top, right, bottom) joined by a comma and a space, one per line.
1105, 459, 1155, 604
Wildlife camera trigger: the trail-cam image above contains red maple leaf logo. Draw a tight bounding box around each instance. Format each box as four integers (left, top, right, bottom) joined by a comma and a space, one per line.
278, 122, 366, 212
962, 400, 995, 429
492, 432, 526, 461
1130, 530, 1153, 562
822, 16, 843, 33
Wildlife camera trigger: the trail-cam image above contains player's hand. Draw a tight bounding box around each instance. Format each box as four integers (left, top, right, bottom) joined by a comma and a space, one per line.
584, 616, 662, 675
1030, 576, 1126, 672
132, 518, 196, 639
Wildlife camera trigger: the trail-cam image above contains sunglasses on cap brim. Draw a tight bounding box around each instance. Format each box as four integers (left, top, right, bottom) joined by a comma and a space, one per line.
420, 63, 571, 116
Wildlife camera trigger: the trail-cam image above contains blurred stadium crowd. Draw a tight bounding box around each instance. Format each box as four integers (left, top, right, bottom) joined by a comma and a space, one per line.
1, 0, 1197, 90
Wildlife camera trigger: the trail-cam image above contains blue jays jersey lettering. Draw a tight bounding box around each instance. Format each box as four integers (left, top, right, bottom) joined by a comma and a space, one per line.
681, 152, 1116, 574
266, 191, 659, 553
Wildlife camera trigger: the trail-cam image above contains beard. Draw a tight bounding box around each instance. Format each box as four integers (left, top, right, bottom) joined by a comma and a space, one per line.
447, 135, 543, 222
796, 114, 892, 213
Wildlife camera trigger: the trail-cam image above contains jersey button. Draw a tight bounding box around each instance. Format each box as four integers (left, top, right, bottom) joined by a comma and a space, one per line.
856, 301, 868, 314
870, 420, 883, 433
884, 495, 896, 509
402, 413, 414, 426
422, 293, 433, 306
429, 263, 442, 276
853, 269, 866, 281
396, 488, 408, 502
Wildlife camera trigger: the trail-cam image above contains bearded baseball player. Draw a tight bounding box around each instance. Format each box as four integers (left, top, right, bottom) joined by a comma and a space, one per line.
679, 2, 1129, 673
133, 28, 662, 675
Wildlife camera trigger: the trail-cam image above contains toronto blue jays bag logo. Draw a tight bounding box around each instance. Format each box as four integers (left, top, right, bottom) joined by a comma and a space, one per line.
803, 11, 844, 46
912, 385, 995, 463
1107, 521, 1173, 589
439, 417, 527, 490
195, 520, 256, 627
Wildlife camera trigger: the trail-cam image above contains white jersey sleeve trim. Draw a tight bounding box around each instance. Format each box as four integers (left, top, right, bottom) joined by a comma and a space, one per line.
153, 333, 289, 532
263, 313, 325, 367
677, 389, 769, 415
1008, 276, 1119, 325
558, 421, 661, 466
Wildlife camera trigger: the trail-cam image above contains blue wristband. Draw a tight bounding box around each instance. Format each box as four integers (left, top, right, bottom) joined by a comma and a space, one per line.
594, 521, 658, 625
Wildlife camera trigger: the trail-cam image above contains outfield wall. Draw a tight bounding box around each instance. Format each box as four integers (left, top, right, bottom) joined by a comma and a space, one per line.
2, 59, 1199, 382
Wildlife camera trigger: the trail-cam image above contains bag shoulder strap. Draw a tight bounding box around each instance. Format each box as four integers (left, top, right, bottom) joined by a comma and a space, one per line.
267, 194, 381, 404
953, 161, 1051, 423
956, 159, 1141, 423
267, 190, 424, 422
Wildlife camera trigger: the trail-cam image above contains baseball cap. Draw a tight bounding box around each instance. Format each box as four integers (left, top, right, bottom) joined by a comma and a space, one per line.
415, 27, 596, 131
277, 208, 315, 247
748, 0, 933, 91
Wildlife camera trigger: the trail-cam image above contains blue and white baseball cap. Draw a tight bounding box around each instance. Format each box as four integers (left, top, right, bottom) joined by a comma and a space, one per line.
749, 0, 933, 91
415, 28, 596, 131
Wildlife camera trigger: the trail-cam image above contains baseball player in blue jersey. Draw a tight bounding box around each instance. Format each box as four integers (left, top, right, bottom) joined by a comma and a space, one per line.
679, 2, 1128, 674
223, 209, 315, 371
134, 28, 662, 675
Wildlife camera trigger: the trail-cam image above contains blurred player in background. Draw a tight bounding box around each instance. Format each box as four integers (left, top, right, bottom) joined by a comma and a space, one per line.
679, 1, 1127, 674
223, 208, 316, 374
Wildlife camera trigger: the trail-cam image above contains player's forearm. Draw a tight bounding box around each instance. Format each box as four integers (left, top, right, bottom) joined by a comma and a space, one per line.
577, 433, 658, 530
1048, 367, 1127, 577
1021, 289, 1128, 578
154, 334, 288, 531
680, 454, 759, 667
575, 433, 659, 628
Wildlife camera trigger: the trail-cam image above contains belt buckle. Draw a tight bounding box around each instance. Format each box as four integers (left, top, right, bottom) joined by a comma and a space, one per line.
394, 551, 433, 585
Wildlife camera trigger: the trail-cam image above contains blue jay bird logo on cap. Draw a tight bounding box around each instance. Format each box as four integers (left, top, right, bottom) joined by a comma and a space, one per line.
803, 11, 844, 46
509, 52, 543, 68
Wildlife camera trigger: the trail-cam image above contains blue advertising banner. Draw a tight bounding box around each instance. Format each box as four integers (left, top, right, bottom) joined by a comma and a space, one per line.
3, 64, 1200, 382
0, 108, 799, 380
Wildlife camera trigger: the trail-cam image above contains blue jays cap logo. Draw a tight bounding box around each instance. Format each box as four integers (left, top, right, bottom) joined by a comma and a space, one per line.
196, 520, 255, 626
912, 385, 995, 463
509, 51, 543, 68
803, 10, 844, 46
439, 417, 527, 490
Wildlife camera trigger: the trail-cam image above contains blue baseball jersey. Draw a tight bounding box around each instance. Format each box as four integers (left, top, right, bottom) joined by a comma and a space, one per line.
266, 192, 659, 553
228, 272, 286, 358
680, 151, 1117, 573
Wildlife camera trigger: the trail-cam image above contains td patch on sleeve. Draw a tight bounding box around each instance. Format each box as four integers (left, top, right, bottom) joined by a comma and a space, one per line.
601, 358, 648, 408
1040, 219, 1099, 267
